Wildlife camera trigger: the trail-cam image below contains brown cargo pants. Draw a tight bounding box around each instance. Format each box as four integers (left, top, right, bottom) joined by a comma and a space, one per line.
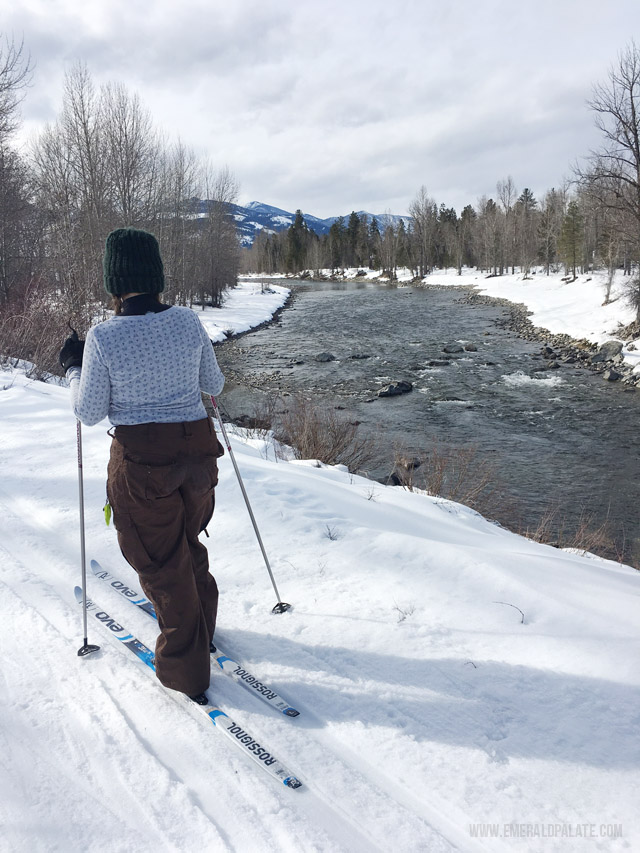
106, 418, 224, 696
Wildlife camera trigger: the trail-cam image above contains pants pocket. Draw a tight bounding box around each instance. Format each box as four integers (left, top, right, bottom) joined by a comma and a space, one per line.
113, 511, 156, 574
122, 458, 184, 502
183, 456, 219, 494
180, 457, 218, 533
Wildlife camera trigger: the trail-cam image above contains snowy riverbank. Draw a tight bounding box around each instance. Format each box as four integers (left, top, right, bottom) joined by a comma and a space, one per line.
426, 268, 640, 368
193, 280, 290, 342
1, 322, 640, 850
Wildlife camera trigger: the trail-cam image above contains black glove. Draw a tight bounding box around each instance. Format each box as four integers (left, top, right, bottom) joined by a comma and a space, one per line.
59, 331, 85, 372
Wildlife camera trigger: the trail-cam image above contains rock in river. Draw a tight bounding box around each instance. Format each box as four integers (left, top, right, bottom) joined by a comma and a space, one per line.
377, 381, 413, 397
602, 368, 622, 382
598, 340, 624, 360
315, 352, 336, 362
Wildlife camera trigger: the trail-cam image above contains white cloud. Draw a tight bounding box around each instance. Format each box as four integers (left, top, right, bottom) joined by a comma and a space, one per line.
6, 0, 640, 216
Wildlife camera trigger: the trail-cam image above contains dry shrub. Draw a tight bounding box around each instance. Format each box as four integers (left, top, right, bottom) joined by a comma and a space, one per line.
0, 279, 94, 378
623, 275, 640, 324
222, 395, 280, 441
521, 503, 628, 563
567, 510, 620, 556
395, 444, 634, 566
393, 440, 502, 515
274, 394, 377, 472
521, 504, 561, 545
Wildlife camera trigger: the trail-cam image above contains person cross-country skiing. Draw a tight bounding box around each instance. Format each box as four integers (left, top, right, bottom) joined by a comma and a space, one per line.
59, 227, 225, 705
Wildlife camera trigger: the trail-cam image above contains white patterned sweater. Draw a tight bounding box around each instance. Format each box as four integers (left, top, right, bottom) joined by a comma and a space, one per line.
66, 307, 225, 426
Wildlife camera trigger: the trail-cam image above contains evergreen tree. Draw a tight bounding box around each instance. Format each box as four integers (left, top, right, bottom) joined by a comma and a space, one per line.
328, 216, 347, 271
558, 200, 584, 278
346, 211, 361, 267
368, 216, 380, 269
515, 188, 539, 274
396, 219, 411, 271
286, 209, 309, 273
437, 205, 458, 269
459, 205, 477, 270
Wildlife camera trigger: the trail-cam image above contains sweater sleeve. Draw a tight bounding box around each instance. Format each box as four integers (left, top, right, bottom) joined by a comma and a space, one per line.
67, 329, 111, 426
197, 318, 225, 397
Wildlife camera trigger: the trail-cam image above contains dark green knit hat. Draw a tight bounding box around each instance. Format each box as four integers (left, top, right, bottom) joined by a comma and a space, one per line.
103, 228, 165, 295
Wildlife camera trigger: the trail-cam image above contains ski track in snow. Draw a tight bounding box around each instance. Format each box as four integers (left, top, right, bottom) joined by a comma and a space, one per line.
1, 364, 640, 852
78, 565, 449, 853
0, 447, 452, 852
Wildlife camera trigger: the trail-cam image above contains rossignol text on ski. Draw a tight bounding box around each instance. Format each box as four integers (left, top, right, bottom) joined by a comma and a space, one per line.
89, 559, 300, 717
74, 587, 302, 789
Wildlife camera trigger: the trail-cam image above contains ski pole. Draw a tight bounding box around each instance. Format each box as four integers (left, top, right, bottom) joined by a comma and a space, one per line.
210, 396, 291, 614
67, 323, 99, 656
66, 325, 101, 657
76, 419, 100, 656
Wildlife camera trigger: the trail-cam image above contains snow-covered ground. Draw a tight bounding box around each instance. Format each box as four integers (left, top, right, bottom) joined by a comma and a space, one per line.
1, 278, 639, 852
195, 281, 289, 342
242, 268, 415, 284
426, 267, 639, 360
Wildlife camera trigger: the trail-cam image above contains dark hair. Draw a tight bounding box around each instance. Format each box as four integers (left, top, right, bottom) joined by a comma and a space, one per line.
112, 293, 161, 315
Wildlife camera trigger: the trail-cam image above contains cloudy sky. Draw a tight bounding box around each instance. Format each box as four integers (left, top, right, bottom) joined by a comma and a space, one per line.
5, 0, 640, 218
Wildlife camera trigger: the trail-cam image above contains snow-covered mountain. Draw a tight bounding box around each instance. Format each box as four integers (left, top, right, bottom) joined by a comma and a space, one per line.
224, 200, 409, 246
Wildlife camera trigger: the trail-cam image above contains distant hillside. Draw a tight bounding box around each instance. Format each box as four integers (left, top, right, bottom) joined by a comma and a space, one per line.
197, 200, 410, 246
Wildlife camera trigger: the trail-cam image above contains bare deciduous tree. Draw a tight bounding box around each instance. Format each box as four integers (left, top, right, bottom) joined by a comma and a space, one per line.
577, 41, 640, 316
377, 213, 399, 278
30, 65, 240, 321
158, 140, 200, 303
582, 41, 640, 229
196, 164, 240, 307
102, 81, 162, 224
538, 187, 566, 276
0, 35, 32, 141
474, 196, 502, 274
408, 186, 437, 277
62, 64, 111, 242
0, 35, 35, 305
497, 176, 517, 274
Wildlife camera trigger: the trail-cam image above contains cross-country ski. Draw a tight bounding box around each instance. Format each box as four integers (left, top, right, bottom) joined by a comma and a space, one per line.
90, 559, 300, 717
74, 587, 303, 790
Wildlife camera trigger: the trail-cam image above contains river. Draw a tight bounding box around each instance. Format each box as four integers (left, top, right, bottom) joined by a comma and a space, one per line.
216, 279, 640, 565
